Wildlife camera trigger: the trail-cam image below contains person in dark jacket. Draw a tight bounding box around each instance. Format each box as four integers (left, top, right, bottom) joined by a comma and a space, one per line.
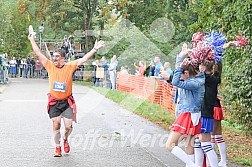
194, 61, 220, 167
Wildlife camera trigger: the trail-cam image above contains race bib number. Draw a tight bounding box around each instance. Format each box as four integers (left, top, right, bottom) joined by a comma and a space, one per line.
53, 82, 66, 92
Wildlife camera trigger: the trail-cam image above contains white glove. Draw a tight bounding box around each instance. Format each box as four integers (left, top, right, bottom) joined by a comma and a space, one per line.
29, 25, 36, 37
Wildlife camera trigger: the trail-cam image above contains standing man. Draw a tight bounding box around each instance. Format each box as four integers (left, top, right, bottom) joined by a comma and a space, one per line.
31, 57, 36, 78
54, 42, 59, 50
9, 57, 17, 78
28, 32, 105, 157
99, 56, 108, 81
108, 56, 118, 90
26, 57, 32, 78
153, 56, 163, 77
160, 62, 173, 82
66, 49, 73, 62
62, 35, 70, 54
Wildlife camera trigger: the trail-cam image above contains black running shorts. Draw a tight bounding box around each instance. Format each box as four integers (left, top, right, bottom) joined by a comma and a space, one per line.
48, 99, 73, 119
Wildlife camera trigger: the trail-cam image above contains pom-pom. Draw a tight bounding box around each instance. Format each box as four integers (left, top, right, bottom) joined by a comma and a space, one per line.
235, 35, 248, 47
189, 46, 214, 68
191, 32, 205, 42
205, 30, 226, 63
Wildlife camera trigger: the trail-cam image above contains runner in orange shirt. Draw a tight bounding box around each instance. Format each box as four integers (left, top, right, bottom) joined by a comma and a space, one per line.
28, 29, 105, 157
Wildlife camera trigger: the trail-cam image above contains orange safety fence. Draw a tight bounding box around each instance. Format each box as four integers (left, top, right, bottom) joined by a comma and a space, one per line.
116, 73, 176, 114
116, 73, 225, 116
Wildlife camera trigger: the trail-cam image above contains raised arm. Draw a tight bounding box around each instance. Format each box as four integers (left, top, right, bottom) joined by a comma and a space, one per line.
172, 67, 203, 90
77, 40, 105, 66
175, 43, 189, 69
223, 40, 241, 49
28, 34, 48, 66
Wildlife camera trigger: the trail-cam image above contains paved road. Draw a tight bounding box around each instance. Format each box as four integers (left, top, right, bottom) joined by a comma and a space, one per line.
0, 79, 241, 167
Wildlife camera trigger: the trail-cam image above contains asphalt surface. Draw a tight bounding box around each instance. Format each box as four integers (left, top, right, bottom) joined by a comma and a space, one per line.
0, 78, 241, 167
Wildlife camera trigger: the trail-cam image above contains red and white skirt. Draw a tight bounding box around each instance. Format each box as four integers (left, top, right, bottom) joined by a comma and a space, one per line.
213, 107, 224, 120
170, 112, 202, 135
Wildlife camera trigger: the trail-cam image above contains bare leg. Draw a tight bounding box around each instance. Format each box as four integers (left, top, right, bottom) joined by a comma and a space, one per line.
166, 131, 197, 167
63, 117, 73, 141
199, 133, 211, 142
166, 131, 182, 151
185, 135, 196, 167
184, 135, 196, 154
52, 116, 61, 147
213, 120, 222, 135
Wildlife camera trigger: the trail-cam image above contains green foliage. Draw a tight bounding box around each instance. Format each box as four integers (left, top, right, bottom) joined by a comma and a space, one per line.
235, 158, 252, 166
124, 0, 197, 69
128, 0, 196, 44
189, 0, 252, 135
0, 0, 31, 57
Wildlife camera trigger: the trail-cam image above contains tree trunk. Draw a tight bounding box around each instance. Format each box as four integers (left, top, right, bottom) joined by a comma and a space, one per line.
83, 0, 98, 53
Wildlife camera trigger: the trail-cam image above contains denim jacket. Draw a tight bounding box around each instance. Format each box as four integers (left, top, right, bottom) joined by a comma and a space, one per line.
172, 56, 205, 115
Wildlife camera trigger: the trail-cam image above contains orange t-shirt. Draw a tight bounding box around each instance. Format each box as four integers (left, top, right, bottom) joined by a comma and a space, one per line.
44, 60, 78, 100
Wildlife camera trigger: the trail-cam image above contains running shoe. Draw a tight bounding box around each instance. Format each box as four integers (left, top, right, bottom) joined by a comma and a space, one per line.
64, 140, 70, 153
54, 147, 62, 157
